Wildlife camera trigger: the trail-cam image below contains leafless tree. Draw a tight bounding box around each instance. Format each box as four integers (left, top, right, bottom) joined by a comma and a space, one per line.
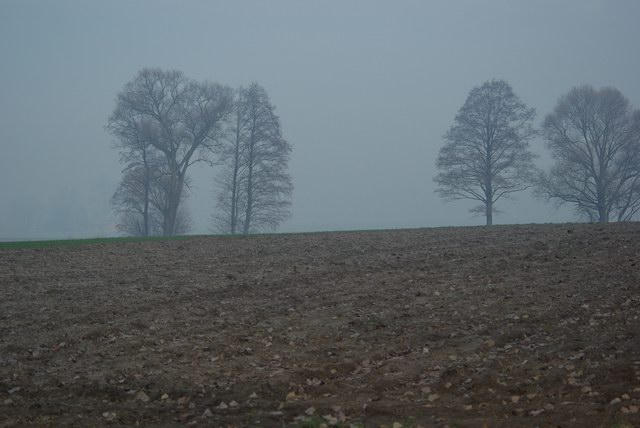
435, 80, 537, 225
213, 83, 292, 234
111, 163, 160, 236
212, 88, 249, 234
538, 86, 640, 223
108, 68, 233, 235
107, 102, 158, 236
111, 161, 192, 236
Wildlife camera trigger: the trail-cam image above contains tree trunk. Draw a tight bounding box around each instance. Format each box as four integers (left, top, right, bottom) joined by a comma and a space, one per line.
597, 192, 608, 223
243, 158, 253, 235
142, 148, 150, 237
243, 127, 255, 235
598, 208, 609, 223
230, 111, 241, 234
164, 171, 185, 236
143, 171, 149, 236
485, 175, 493, 226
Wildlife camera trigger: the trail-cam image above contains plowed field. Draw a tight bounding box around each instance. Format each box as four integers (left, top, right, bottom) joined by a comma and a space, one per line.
2, 223, 640, 427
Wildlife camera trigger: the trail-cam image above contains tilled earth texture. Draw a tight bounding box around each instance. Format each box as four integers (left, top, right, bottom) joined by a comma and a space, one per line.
1, 223, 640, 427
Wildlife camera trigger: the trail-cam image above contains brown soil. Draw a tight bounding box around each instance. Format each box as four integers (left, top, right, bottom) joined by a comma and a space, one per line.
1, 223, 640, 427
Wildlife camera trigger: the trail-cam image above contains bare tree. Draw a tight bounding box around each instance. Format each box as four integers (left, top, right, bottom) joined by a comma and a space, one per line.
435, 80, 537, 225
212, 88, 249, 234
538, 86, 640, 223
108, 68, 233, 235
111, 161, 192, 236
111, 163, 160, 236
107, 104, 157, 236
213, 83, 292, 234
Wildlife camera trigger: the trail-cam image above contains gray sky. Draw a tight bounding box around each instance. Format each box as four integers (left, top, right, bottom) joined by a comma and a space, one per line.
1, 0, 640, 239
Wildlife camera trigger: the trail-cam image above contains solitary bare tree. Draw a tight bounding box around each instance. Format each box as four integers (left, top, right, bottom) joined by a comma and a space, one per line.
435, 80, 537, 225
538, 85, 640, 222
213, 83, 292, 234
108, 68, 233, 235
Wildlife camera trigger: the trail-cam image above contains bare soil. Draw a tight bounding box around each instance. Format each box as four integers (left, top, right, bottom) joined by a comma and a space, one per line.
1, 223, 640, 427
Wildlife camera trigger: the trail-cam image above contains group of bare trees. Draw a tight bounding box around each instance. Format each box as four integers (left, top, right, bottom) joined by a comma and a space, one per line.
435, 80, 640, 225
110, 70, 638, 235
108, 68, 292, 236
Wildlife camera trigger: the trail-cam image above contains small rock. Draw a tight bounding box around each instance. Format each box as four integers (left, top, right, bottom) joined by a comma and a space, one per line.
102, 411, 117, 421
305, 406, 316, 416
249, 392, 258, 399
135, 391, 150, 402
306, 377, 322, 386
161, 393, 169, 400
464, 404, 472, 410
8, 387, 20, 395
611, 397, 622, 405
322, 414, 338, 425
544, 403, 554, 411
392, 423, 403, 428
3, 398, 14, 405
581, 386, 592, 393
511, 395, 520, 403
622, 393, 630, 400
229, 400, 238, 407
529, 409, 544, 416
217, 401, 228, 410
628, 405, 639, 414
421, 386, 432, 394
202, 408, 213, 418
428, 393, 440, 402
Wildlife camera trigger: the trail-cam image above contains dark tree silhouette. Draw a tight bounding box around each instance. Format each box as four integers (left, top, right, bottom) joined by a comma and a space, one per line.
111, 160, 191, 236
108, 68, 232, 235
213, 83, 292, 234
538, 85, 640, 222
435, 80, 537, 225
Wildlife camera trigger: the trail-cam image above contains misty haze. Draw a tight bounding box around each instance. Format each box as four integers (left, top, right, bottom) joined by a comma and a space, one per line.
2, 1, 638, 239
2, 1, 640, 426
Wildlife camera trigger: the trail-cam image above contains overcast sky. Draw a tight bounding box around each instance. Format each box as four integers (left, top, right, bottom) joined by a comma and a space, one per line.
1, 0, 640, 239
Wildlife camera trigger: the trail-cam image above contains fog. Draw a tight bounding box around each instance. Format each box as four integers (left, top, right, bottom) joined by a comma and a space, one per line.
1, 0, 639, 240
